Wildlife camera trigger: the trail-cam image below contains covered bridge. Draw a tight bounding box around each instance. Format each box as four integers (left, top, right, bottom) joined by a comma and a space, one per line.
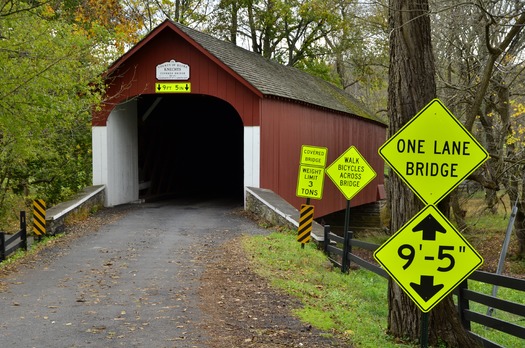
92, 20, 387, 218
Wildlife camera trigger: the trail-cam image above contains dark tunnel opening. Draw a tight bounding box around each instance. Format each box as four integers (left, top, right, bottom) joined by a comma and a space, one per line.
137, 94, 244, 202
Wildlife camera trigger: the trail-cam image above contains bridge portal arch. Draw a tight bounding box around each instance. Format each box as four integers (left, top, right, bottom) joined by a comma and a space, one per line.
93, 94, 259, 206
137, 94, 245, 201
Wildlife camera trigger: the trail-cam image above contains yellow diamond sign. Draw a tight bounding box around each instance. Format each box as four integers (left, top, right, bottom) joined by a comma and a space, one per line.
325, 146, 376, 200
374, 205, 483, 313
379, 99, 489, 205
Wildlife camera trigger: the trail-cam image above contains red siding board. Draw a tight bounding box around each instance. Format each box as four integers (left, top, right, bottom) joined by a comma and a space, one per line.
208, 64, 218, 96
260, 98, 386, 218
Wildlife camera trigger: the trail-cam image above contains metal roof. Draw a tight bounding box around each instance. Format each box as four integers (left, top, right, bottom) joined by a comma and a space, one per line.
172, 22, 384, 125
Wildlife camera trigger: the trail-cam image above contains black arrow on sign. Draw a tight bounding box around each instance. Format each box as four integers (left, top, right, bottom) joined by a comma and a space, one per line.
157, 84, 162, 91
410, 275, 444, 302
185, 84, 189, 90
412, 214, 446, 241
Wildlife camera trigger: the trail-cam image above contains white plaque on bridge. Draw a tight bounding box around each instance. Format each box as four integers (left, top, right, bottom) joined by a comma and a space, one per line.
156, 60, 190, 80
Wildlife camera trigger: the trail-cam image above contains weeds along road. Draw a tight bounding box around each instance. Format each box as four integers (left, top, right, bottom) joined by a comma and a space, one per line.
0, 199, 268, 347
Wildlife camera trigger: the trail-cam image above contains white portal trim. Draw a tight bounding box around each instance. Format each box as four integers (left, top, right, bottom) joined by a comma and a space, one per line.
244, 126, 260, 208
92, 99, 139, 206
92, 126, 108, 187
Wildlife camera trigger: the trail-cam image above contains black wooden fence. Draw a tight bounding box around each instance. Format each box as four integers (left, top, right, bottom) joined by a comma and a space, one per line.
323, 225, 525, 348
0, 211, 27, 262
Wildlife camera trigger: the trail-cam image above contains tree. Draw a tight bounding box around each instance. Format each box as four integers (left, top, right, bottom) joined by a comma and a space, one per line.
207, 0, 389, 115
0, 2, 108, 227
387, 0, 480, 345
432, 0, 525, 255
321, 0, 389, 117
56, 0, 143, 53
122, 0, 212, 33
208, 0, 337, 65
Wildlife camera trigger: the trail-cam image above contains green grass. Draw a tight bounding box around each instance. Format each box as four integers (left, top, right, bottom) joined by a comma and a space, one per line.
461, 190, 511, 233
242, 230, 416, 348
464, 212, 510, 233
243, 227, 525, 347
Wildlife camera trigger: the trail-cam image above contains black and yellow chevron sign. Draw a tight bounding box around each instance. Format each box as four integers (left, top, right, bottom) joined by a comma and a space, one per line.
298, 204, 314, 244
33, 199, 46, 236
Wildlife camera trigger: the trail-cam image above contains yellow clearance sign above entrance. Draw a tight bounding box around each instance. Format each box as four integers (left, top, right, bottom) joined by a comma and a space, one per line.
379, 99, 489, 205
155, 82, 191, 93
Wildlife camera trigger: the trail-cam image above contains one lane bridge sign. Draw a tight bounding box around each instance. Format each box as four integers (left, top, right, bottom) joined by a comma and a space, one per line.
373, 205, 483, 313
378, 99, 489, 205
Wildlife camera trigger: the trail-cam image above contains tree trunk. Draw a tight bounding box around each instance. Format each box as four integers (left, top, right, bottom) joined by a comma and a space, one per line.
450, 191, 469, 233
515, 207, 525, 258
387, 1, 480, 346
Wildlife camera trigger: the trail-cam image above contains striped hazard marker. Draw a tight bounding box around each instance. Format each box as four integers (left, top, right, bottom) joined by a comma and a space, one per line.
298, 204, 314, 246
33, 199, 46, 236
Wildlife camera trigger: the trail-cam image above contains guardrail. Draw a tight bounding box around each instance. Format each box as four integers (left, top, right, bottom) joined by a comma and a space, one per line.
323, 225, 525, 347
0, 185, 104, 263
0, 211, 27, 261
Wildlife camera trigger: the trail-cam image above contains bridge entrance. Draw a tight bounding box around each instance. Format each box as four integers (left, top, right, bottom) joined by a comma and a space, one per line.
137, 94, 244, 201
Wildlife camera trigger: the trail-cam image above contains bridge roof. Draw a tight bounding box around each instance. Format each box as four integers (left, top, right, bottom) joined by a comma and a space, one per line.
107, 20, 385, 126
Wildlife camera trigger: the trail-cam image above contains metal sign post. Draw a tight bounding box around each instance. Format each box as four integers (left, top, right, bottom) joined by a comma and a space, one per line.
487, 197, 519, 316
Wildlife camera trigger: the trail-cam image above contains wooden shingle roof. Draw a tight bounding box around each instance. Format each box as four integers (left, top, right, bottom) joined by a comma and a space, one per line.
173, 22, 384, 125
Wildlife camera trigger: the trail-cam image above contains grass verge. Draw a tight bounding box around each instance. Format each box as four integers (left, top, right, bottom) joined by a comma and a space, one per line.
242, 228, 416, 348
242, 225, 525, 347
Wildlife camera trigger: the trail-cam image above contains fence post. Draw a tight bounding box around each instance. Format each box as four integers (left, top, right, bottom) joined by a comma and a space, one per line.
342, 230, 354, 272
347, 230, 353, 270
456, 279, 471, 331
0, 232, 5, 261
323, 225, 330, 254
20, 211, 27, 251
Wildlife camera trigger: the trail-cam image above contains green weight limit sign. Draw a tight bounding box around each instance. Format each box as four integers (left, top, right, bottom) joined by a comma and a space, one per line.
33, 199, 46, 236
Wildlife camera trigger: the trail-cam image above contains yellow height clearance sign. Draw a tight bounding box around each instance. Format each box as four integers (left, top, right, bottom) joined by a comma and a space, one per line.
155, 82, 191, 93
379, 99, 489, 205
374, 205, 483, 313
296, 145, 328, 200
